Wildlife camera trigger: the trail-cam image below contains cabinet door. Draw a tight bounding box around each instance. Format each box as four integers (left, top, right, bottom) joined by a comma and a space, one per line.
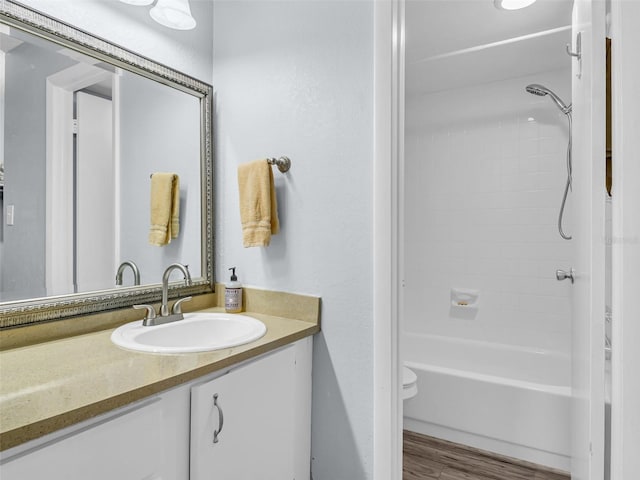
1, 400, 164, 480
190, 345, 297, 480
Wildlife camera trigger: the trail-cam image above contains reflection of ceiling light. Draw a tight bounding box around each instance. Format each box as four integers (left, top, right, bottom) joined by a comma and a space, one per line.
150, 0, 197, 30
494, 0, 537, 10
119, 0, 197, 30
119, 0, 154, 6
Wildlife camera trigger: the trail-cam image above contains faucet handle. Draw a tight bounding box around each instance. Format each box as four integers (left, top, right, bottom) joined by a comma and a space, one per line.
172, 296, 193, 315
133, 304, 157, 325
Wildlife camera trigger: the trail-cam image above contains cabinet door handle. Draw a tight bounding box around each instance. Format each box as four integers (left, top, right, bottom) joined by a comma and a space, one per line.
212, 393, 224, 444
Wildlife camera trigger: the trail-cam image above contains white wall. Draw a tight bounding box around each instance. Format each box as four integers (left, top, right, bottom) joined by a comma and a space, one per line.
212, 1, 374, 478
404, 68, 573, 353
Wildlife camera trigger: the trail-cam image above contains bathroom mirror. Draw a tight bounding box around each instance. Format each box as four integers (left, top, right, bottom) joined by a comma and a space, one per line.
0, 1, 214, 328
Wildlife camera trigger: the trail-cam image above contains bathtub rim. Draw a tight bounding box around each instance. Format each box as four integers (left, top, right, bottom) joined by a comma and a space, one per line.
402, 331, 571, 359
402, 331, 571, 390
404, 360, 571, 398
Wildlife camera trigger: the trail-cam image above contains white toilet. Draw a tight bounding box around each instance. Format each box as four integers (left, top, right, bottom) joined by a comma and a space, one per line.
402, 365, 418, 400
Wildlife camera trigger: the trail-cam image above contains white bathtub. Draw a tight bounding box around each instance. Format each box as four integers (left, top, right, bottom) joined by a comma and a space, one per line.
402, 333, 571, 471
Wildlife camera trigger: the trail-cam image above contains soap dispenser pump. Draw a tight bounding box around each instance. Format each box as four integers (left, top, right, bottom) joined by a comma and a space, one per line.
225, 267, 243, 313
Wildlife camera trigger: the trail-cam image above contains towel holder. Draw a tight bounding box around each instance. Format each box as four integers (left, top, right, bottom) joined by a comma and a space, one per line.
150, 158, 291, 177
267, 156, 291, 173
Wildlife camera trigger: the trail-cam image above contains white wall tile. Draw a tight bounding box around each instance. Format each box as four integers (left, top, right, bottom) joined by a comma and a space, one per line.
404, 68, 572, 353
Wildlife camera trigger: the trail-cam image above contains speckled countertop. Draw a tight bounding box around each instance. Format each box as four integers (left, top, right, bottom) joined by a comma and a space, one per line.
0, 289, 320, 451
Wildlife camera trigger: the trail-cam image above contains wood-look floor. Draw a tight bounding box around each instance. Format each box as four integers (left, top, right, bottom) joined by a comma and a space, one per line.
403, 430, 570, 480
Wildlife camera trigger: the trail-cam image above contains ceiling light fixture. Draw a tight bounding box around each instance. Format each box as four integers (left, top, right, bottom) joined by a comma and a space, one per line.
119, 0, 154, 6
150, 0, 197, 30
494, 0, 537, 10
119, 0, 197, 31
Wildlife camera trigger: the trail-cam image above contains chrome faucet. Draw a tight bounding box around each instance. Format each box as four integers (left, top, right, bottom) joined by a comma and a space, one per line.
133, 263, 192, 326
115, 261, 141, 286
161, 263, 192, 317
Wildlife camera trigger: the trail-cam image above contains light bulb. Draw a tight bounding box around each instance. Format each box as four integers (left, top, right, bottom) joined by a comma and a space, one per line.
494, 0, 537, 10
150, 0, 196, 30
119, 0, 155, 6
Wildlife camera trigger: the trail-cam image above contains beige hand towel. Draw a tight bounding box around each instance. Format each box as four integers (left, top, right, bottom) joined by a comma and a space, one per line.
148, 172, 180, 246
237, 159, 279, 247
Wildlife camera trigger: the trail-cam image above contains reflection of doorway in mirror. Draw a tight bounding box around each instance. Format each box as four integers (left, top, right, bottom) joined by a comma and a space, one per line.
45, 64, 118, 296
75, 91, 115, 293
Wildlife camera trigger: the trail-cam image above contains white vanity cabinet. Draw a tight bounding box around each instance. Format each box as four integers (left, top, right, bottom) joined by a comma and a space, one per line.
0, 399, 169, 480
0, 337, 312, 480
190, 337, 312, 480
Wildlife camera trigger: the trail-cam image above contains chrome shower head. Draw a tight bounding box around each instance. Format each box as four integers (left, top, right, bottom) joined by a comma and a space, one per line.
525, 84, 548, 96
526, 83, 572, 115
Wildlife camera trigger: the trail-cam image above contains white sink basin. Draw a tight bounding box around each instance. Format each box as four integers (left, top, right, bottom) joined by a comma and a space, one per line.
111, 312, 267, 354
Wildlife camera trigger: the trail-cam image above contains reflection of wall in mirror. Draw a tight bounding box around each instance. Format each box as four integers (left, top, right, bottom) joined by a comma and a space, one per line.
119, 70, 201, 285
1, 41, 75, 301
1, 50, 4, 293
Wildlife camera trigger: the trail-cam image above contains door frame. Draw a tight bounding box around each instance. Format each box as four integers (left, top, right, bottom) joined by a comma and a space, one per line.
45, 63, 117, 295
373, 0, 403, 478
570, 1, 607, 478
610, 1, 640, 478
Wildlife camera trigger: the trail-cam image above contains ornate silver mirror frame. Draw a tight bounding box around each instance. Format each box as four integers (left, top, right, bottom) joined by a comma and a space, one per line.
0, 0, 214, 328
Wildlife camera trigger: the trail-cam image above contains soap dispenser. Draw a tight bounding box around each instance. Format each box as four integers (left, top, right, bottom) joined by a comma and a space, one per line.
225, 267, 243, 313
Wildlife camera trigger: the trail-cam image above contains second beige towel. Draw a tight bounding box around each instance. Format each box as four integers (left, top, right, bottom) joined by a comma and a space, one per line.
237, 159, 279, 247
148, 172, 180, 246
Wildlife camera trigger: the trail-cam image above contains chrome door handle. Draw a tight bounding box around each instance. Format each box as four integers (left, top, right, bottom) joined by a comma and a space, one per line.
212, 393, 224, 444
556, 268, 575, 284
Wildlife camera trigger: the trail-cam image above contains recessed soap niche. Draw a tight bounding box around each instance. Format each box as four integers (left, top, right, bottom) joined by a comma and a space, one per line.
450, 288, 479, 320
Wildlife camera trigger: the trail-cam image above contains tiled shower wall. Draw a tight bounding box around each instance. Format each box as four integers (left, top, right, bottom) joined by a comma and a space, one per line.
403, 68, 573, 353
